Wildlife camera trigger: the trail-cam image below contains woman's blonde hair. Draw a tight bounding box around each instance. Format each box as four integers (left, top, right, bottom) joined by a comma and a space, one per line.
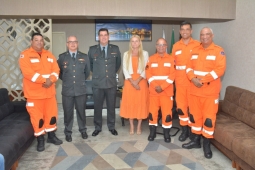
126, 35, 145, 72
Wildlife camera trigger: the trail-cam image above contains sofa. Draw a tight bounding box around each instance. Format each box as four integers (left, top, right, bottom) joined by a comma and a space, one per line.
0, 88, 34, 170
212, 86, 255, 170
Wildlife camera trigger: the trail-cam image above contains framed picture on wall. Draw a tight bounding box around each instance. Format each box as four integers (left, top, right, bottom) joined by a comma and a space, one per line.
95, 19, 152, 41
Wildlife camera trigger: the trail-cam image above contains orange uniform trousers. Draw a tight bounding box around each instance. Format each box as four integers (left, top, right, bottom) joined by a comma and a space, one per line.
189, 95, 218, 138
149, 95, 173, 128
175, 85, 191, 126
26, 97, 58, 136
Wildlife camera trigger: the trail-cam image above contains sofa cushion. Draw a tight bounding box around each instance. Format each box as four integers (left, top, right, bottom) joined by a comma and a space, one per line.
0, 112, 34, 169
232, 137, 255, 169
0, 88, 10, 106
214, 112, 255, 151
222, 86, 255, 129
0, 102, 14, 121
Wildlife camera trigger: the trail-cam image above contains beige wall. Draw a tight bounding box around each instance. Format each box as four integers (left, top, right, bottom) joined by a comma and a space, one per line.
192, 0, 255, 98
0, 0, 235, 20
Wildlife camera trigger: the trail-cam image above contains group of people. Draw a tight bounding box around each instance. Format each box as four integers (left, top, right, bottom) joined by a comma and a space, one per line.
18, 21, 226, 159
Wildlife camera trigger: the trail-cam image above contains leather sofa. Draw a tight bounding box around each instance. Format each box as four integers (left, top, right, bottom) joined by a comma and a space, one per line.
0, 88, 34, 170
212, 86, 255, 170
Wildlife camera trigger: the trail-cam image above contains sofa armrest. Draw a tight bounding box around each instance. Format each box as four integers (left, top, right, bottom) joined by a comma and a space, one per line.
218, 100, 223, 112
13, 101, 27, 112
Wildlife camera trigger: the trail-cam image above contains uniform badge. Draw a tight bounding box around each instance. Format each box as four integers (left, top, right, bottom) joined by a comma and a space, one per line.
220, 51, 225, 55
111, 52, 117, 54
20, 54, 24, 58
78, 58, 85, 61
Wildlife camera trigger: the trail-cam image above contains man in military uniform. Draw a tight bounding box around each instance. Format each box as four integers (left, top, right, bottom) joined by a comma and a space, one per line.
88, 28, 121, 136
58, 36, 90, 142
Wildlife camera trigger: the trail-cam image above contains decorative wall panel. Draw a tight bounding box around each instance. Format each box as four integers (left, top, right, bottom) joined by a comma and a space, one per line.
0, 19, 52, 101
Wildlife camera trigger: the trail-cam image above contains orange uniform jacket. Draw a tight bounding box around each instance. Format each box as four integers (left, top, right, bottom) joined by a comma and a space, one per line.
172, 38, 200, 86
186, 43, 226, 97
146, 53, 175, 96
19, 47, 59, 99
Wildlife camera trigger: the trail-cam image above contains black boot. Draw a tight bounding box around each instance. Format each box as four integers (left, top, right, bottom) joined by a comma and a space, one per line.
182, 134, 201, 149
37, 135, 45, 152
47, 131, 63, 145
188, 127, 194, 140
178, 125, 189, 142
148, 125, 156, 141
163, 128, 171, 143
203, 137, 213, 159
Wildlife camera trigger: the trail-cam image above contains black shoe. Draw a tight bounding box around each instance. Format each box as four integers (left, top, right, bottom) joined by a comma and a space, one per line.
65, 135, 72, 142
163, 128, 171, 143
37, 135, 45, 152
203, 137, 213, 159
182, 134, 201, 149
92, 130, 101, 136
81, 132, 88, 139
47, 132, 63, 145
109, 129, 118, 136
178, 125, 189, 142
148, 125, 156, 141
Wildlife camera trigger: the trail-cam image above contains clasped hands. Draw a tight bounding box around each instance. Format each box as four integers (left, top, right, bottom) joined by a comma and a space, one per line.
129, 78, 140, 90
42, 78, 53, 88
191, 77, 203, 88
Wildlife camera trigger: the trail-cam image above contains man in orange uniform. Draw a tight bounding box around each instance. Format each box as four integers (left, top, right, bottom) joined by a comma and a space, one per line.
182, 27, 226, 159
19, 33, 63, 152
172, 21, 200, 142
146, 38, 175, 143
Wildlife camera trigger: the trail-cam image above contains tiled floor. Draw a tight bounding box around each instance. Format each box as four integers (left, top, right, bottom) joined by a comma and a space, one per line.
16, 104, 233, 170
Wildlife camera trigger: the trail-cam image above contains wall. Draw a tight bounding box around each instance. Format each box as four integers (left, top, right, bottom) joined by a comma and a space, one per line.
192, 0, 255, 98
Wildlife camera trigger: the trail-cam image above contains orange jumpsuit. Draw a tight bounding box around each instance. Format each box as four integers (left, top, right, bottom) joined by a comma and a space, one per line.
172, 38, 200, 126
19, 47, 60, 136
146, 53, 175, 128
186, 43, 226, 138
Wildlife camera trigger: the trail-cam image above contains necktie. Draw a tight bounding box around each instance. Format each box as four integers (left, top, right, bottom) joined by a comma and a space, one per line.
72, 53, 75, 61
102, 47, 106, 58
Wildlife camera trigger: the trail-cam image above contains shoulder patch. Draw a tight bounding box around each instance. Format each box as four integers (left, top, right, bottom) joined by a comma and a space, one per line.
220, 51, 225, 55
20, 54, 24, 58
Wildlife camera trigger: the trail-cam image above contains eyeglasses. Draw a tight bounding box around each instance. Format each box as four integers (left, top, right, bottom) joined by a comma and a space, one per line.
156, 44, 167, 47
67, 41, 78, 44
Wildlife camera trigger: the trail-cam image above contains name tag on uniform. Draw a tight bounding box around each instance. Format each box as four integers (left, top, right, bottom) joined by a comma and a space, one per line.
30, 59, 39, 63
164, 63, 171, 67
206, 55, 216, 60
47, 58, 53, 63
151, 63, 158, 67
78, 58, 85, 61
191, 55, 198, 60
175, 50, 182, 55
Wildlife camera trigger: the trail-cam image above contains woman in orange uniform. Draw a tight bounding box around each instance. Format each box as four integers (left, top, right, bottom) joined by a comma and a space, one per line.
120, 35, 149, 135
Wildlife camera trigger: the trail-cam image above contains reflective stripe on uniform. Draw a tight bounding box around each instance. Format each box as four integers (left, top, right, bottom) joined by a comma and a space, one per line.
26, 102, 34, 107
194, 70, 209, 76
203, 128, 214, 135
210, 70, 218, 79
191, 55, 198, 60
51, 72, 59, 79
34, 129, 45, 136
162, 124, 172, 128
42, 74, 50, 78
175, 50, 182, 55
31, 73, 40, 82
45, 126, 57, 132
192, 126, 202, 131
176, 65, 186, 70
186, 68, 193, 73
166, 79, 174, 84
149, 123, 158, 126
152, 76, 168, 80
148, 77, 155, 83
179, 117, 189, 121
